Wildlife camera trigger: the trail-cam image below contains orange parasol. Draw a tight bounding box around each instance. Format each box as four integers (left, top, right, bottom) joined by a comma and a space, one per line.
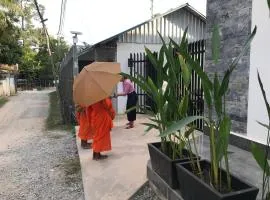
73, 62, 121, 106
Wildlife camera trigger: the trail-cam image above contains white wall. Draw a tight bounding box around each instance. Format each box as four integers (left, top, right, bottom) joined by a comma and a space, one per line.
246, 0, 270, 144
0, 74, 16, 97
116, 42, 162, 114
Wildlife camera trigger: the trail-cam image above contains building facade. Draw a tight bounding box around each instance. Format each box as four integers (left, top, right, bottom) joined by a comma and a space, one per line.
78, 3, 206, 114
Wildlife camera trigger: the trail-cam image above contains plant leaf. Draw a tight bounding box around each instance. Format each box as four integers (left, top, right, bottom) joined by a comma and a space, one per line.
187, 57, 213, 91
257, 71, 270, 120
178, 54, 191, 87
178, 94, 189, 117
257, 121, 270, 130
202, 82, 212, 107
219, 27, 257, 97
145, 47, 159, 71
251, 142, 270, 176
214, 73, 222, 117
228, 26, 257, 73
216, 115, 231, 162
160, 116, 205, 137
184, 126, 195, 138
218, 69, 230, 97
212, 24, 220, 64
141, 123, 159, 133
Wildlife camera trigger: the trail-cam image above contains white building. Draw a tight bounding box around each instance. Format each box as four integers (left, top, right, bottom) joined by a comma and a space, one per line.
78, 3, 206, 114
0, 65, 17, 96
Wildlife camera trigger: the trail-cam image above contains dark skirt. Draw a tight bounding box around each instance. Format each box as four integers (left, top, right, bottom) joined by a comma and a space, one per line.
126, 91, 138, 121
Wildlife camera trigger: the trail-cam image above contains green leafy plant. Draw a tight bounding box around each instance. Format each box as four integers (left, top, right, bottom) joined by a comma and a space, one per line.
164, 25, 257, 192
121, 29, 202, 163
251, 72, 270, 200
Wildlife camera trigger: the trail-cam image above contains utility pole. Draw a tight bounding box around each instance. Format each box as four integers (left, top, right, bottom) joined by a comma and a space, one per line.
150, 0, 154, 18
71, 31, 82, 78
33, 0, 57, 88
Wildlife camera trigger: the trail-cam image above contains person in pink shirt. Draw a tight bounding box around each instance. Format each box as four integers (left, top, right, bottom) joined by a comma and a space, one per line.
116, 76, 138, 129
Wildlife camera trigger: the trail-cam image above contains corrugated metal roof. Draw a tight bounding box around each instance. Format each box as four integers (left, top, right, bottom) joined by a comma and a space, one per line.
78, 3, 205, 57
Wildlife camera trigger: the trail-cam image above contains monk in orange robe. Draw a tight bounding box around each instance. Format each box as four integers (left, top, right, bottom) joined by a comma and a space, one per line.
76, 105, 94, 149
90, 98, 115, 160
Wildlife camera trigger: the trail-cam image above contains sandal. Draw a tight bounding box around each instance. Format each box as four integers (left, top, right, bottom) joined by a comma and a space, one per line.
125, 125, 134, 129
93, 152, 108, 160
81, 140, 92, 149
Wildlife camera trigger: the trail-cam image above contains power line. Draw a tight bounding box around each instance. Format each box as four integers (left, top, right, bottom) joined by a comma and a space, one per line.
57, 0, 67, 37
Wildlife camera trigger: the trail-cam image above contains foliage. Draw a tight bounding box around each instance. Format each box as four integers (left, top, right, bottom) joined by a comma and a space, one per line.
161, 24, 256, 191
251, 61, 270, 200
0, 0, 69, 82
121, 30, 201, 168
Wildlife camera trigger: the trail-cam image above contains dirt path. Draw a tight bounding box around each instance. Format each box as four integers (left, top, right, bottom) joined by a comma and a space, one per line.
0, 90, 84, 200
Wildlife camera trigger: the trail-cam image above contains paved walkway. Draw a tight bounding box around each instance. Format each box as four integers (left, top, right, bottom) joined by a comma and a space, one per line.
77, 114, 263, 200
76, 115, 159, 200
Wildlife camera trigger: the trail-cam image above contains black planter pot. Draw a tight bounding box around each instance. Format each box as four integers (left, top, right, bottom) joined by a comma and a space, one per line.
148, 142, 199, 189
176, 160, 259, 200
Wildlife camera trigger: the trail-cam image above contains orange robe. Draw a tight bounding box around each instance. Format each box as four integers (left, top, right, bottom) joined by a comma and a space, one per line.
91, 98, 115, 152
76, 106, 94, 140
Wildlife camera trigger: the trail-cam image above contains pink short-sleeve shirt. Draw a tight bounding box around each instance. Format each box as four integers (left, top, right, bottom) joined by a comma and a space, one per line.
123, 79, 135, 95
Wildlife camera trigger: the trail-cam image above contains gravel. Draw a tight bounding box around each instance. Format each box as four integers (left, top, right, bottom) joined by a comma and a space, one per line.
129, 182, 160, 200
0, 91, 84, 200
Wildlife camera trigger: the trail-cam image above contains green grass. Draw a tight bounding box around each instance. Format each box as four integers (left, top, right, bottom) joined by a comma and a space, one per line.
46, 91, 72, 131
0, 97, 8, 108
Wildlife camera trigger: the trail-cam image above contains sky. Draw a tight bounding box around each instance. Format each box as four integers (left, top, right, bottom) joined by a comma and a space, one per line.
38, 0, 206, 45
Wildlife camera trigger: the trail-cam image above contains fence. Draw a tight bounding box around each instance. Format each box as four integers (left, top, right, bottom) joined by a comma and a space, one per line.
58, 46, 92, 124
58, 48, 75, 124
128, 40, 205, 130
16, 79, 54, 90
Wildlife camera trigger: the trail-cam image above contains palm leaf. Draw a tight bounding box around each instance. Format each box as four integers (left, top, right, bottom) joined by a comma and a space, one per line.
257, 71, 270, 120
216, 115, 231, 162
160, 116, 204, 137
257, 121, 270, 130
251, 143, 270, 176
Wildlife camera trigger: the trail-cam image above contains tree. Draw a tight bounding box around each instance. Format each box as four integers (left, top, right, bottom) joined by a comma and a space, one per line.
0, 0, 69, 81
0, 0, 22, 64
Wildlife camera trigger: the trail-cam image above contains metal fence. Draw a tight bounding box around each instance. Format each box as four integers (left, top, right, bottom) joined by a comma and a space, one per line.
58, 46, 92, 124
128, 40, 205, 130
16, 79, 54, 90
58, 48, 75, 124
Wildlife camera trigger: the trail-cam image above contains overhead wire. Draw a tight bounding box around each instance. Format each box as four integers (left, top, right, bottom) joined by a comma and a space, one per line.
57, 0, 67, 37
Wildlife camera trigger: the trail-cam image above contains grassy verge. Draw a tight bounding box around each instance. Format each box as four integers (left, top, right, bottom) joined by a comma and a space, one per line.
0, 97, 8, 108
46, 91, 72, 131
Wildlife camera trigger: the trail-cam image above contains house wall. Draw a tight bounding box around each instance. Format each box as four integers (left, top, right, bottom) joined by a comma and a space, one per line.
0, 74, 16, 96
116, 42, 162, 114
246, 0, 270, 144
205, 0, 252, 134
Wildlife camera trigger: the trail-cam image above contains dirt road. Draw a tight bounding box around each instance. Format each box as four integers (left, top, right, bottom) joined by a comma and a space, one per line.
0, 90, 84, 200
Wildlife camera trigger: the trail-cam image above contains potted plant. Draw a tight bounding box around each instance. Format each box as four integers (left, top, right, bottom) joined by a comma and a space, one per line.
163, 25, 259, 199
121, 30, 202, 189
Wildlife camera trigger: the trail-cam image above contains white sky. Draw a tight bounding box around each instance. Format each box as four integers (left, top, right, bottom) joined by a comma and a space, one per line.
38, 0, 206, 45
